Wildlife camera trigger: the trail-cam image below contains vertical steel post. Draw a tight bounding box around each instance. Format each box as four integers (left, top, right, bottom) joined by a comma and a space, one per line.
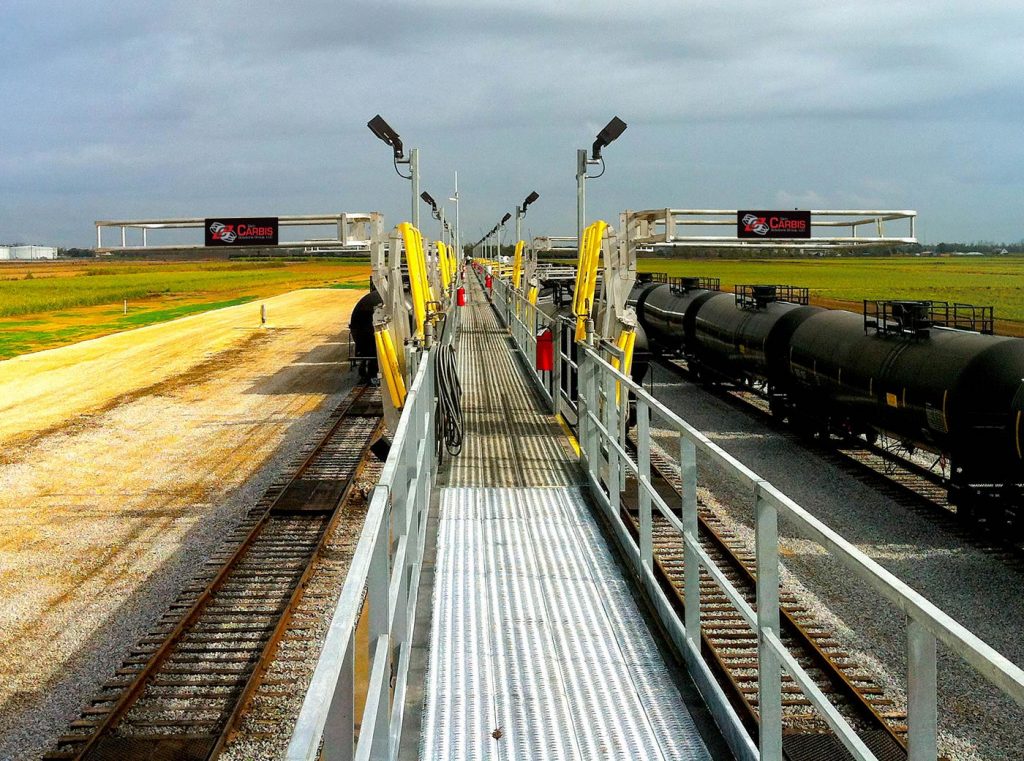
755, 482, 783, 761
638, 399, 653, 571
907, 617, 938, 761
321, 631, 356, 761
576, 148, 587, 248
551, 315, 561, 415
605, 367, 619, 518
142, 227, 147, 247
120, 226, 126, 247
410, 148, 420, 230
515, 206, 522, 251
681, 435, 700, 654
452, 171, 460, 257
96, 224, 101, 249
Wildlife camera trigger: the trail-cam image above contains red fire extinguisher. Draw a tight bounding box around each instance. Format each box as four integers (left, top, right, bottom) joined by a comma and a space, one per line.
536, 328, 554, 371
457, 286, 466, 306
485, 275, 493, 289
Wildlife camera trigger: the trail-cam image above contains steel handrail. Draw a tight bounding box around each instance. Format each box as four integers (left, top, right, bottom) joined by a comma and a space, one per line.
286, 349, 437, 761
573, 341, 1024, 761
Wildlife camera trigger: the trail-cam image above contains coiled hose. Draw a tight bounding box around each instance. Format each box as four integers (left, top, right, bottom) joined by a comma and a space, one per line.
435, 311, 463, 459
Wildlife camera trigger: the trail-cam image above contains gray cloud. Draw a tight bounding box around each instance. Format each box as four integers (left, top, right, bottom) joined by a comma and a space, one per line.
1, 0, 1022, 246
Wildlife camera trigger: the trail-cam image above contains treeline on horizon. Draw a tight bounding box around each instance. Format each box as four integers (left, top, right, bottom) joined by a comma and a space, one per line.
466, 241, 1024, 259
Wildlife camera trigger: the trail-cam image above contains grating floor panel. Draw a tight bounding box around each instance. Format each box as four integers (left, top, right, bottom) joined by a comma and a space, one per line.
419, 486, 713, 761
444, 283, 578, 487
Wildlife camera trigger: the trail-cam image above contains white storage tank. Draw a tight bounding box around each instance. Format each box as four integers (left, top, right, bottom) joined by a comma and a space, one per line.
0, 246, 11, 260
11, 245, 57, 260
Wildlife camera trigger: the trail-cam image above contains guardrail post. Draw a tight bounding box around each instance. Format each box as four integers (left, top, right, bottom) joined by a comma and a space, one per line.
907, 617, 938, 761
637, 399, 653, 571
584, 351, 599, 483
681, 434, 700, 655
755, 481, 783, 761
604, 366, 620, 517
321, 630, 355, 761
367, 517, 391, 758
552, 318, 562, 416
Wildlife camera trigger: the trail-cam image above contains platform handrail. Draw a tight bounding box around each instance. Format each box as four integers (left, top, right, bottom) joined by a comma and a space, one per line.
286, 348, 437, 761
489, 274, 562, 414
574, 342, 1024, 761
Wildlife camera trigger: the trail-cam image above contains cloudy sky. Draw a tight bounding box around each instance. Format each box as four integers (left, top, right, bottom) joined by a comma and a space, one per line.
2, 0, 1022, 247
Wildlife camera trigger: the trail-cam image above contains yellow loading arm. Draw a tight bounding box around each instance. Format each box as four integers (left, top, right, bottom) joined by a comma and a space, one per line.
437, 241, 452, 292
511, 240, 525, 291
572, 220, 608, 341
399, 222, 434, 339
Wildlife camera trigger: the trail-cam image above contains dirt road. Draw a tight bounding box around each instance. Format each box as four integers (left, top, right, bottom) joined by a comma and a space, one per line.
0, 287, 365, 758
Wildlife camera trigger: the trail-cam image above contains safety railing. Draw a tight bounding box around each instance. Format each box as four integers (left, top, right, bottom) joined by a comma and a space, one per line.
575, 341, 1024, 761
286, 347, 437, 761
489, 275, 562, 414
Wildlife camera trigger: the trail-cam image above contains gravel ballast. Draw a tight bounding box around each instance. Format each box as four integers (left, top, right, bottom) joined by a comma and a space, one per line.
0, 289, 364, 759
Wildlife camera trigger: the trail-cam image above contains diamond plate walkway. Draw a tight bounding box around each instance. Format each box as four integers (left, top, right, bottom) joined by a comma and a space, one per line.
409, 279, 720, 760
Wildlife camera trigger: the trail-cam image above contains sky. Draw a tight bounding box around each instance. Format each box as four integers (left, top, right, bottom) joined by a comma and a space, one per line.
2, 0, 1023, 248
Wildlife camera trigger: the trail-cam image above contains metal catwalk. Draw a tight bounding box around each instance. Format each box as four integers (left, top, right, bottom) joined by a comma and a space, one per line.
417, 281, 714, 760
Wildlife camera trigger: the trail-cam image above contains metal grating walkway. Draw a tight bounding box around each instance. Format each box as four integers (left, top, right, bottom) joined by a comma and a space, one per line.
443, 281, 578, 487
420, 487, 714, 760
415, 281, 714, 760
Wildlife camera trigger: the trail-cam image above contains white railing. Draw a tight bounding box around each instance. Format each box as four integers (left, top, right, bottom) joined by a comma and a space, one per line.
286, 347, 437, 761
573, 342, 1024, 761
488, 274, 564, 414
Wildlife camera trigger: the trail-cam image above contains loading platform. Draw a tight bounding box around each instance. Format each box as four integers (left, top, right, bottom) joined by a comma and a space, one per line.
413, 281, 718, 759
287, 258, 1024, 761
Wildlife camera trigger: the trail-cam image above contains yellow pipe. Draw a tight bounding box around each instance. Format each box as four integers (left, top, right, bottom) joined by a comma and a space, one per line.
400, 223, 431, 338
437, 241, 451, 291
512, 240, 524, 291
574, 220, 608, 341
375, 327, 406, 409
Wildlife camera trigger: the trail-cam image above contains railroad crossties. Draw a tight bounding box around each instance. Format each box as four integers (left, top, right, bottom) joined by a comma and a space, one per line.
0, 288, 366, 760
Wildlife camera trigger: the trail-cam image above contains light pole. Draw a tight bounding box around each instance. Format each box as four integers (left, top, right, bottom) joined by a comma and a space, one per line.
448, 171, 460, 258
515, 191, 540, 245
367, 114, 420, 229
577, 116, 627, 245
498, 212, 511, 261
420, 191, 445, 243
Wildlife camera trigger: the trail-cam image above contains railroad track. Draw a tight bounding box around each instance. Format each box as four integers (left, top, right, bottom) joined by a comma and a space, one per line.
622, 432, 909, 761
46, 385, 383, 761
654, 356, 1024, 567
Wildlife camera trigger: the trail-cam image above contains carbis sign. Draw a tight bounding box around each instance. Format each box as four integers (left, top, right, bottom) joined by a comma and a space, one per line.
204, 217, 279, 246
737, 210, 811, 239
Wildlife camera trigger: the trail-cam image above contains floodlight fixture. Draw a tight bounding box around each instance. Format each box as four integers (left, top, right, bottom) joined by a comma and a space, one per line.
367, 114, 404, 160
523, 190, 540, 208
500, 212, 512, 226
420, 191, 437, 209
592, 116, 627, 160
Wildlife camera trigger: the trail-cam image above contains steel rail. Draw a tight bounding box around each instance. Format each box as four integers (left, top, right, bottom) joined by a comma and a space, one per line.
47, 385, 381, 761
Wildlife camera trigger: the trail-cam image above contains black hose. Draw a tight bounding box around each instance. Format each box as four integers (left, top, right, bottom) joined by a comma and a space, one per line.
434, 307, 464, 459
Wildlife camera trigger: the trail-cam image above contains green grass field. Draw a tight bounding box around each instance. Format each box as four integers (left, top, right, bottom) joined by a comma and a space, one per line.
638, 256, 1024, 328
0, 259, 368, 317
0, 259, 370, 359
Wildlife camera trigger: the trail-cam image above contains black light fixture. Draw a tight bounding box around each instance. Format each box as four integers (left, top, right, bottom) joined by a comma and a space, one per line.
500, 212, 512, 226
367, 114, 404, 160
420, 191, 436, 209
518, 190, 540, 216
592, 116, 627, 160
